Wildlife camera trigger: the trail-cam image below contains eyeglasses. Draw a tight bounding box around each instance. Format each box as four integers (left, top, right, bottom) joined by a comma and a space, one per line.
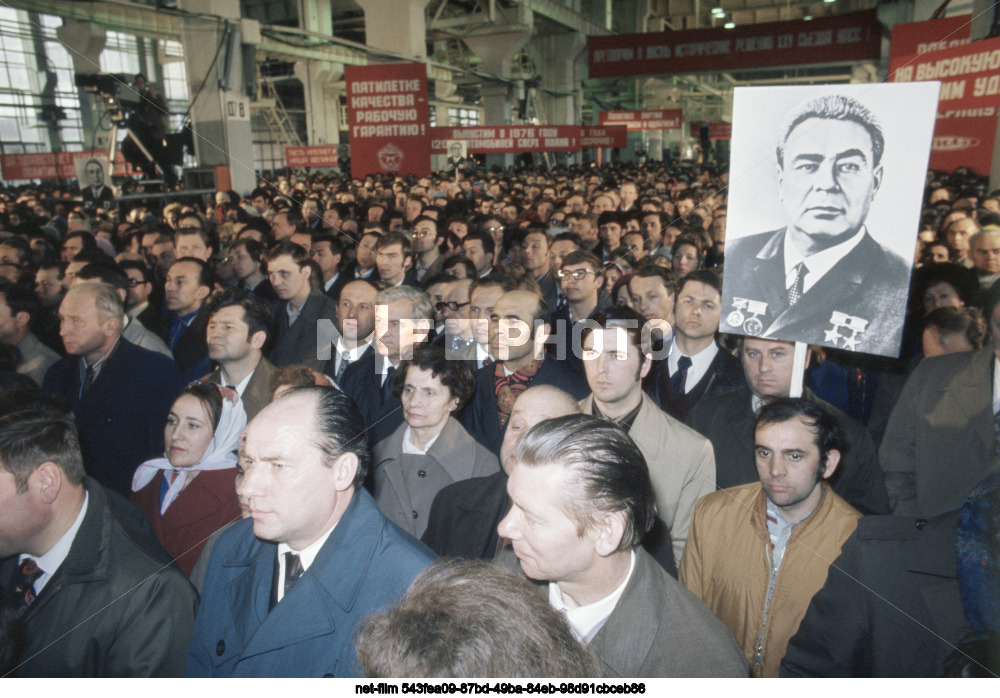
557, 268, 599, 281
435, 300, 471, 312
176, 226, 203, 234
125, 278, 143, 287
484, 226, 503, 234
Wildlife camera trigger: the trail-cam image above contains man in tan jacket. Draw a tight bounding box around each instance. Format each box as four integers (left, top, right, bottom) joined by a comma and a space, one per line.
679, 398, 860, 677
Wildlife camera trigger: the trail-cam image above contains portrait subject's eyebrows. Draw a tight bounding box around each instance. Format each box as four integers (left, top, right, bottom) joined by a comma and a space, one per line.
791, 148, 870, 165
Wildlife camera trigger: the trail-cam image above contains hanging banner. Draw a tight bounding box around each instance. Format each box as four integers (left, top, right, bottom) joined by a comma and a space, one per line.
345, 62, 430, 176
285, 145, 339, 169
689, 121, 733, 140
721, 83, 939, 358
890, 33, 1000, 174
589, 11, 881, 78
598, 110, 683, 130
889, 15, 971, 59
581, 126, 629, 148
0, 149, 138, 181
429, 126, 580, 153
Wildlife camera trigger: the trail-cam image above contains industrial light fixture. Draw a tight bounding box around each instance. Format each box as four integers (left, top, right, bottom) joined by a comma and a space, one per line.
724, 21, 735, 28
711, 7, 725, 16
804, 14, 813, 20
823, 0, 836, 4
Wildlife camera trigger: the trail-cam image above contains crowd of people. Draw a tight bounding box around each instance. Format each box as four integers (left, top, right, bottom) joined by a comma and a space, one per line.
0, 151, 997, 678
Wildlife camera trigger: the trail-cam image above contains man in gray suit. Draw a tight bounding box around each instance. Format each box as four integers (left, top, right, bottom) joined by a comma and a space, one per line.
498, 414, 747, 677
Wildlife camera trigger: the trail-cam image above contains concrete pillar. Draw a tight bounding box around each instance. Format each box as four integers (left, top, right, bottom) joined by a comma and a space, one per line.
56, 21, 108, 151
298, 0, 332, 34
465, 27, 533, 169
294, 61, 343, 146
179, 0, 256, 194
355, 0, 433, 59
534, 32, 586, 126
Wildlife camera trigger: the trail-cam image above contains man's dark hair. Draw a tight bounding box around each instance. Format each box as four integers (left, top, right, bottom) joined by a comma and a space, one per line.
77, 259, 129, 291
0, 279, 38, 320
0, 237, 31, 267
754, 397, 848, 467
469, 274, 517, 299
597, 211, 625, 228
581, 305, 649, 359
422, 271, 456, 291
462, 231, 495, 257
553, 231, 583, 248
118, 259, 152, 284
266, 240, 309, 268
374, 230, 414, 259
171, 256, 215, 290
203, 287, 274, 342
560, 249, 602, 273
391, 345, 475, 410
250, 187, 271, 203
777, 94, 885, 168
629, 264, 678, 297
276, 208, 304, 232
677, 268, 722, 298
64, 231, 97, 253
284, 385, 372, 489
355, 559, 601, 678
516, 414, 657, 551
231, 237, 267, 265
0, 410, 85, 492
311, 233, 344, 255
412, 215, 441, 237
174, 223, 217, 256
37, 260, 66, 278
442, 255, 477, 279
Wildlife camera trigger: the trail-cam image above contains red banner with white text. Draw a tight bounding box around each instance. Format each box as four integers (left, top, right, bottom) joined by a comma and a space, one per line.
581, 126, 628, 148
589, 11, 881, 78
345, 62, 430, 176
284, 145, 339, 169
890, 29, 1000, 175
0, 150, 138, 181
598, 110, 683, 131
429, 126, 580, 153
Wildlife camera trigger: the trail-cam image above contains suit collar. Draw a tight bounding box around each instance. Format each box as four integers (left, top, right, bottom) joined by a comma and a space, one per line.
590, 549, 663, 676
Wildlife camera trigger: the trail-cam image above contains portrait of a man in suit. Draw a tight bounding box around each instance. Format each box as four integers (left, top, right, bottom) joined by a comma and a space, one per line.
77, 157, 115, 209
720, 93, 913, 357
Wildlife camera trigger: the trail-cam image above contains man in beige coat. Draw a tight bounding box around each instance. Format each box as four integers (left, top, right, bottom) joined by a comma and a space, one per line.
679, 398, 861, 676
579, 306, 716, 565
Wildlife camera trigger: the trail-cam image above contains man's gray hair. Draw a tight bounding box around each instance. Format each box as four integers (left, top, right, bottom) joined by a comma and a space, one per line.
69, 282, 124, 329
776, 94, 885, 168
376, 285, 433, 321
515, 414, 656, 551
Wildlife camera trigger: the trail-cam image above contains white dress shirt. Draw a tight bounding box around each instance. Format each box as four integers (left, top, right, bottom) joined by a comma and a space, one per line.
667, 341, 719, 393
548, 549, 636, 644
20, 492, 89, 595
783, 225, 867, 294
274, 522, 337, 604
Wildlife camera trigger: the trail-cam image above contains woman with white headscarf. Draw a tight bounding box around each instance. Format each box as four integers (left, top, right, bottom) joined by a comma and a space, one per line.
131, 380, 247, 575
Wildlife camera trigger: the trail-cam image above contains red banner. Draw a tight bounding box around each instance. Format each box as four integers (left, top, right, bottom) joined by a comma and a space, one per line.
598, 110, 683, 131
929, 109, 997, 174
588, 11, 881, 78
890, 16, 971, 59
580, 126, 628, 148
689, 121, 732, 140
0, 150, 137, 181
284, 145, 339, 168
345, 62, 430, 175
890, 35, 1000, 111
429, 126, 580, 153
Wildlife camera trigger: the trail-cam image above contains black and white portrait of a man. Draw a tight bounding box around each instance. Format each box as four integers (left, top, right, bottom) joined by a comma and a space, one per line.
76, 156, 115, 210
721, 85, 938, 357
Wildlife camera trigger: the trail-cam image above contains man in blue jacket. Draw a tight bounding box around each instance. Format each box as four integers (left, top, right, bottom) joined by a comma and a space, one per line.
187, 386, 435, 677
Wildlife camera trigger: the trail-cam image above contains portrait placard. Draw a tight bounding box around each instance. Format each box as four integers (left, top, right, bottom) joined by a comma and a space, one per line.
720, 83, 939, 357
74, 155, 115, 209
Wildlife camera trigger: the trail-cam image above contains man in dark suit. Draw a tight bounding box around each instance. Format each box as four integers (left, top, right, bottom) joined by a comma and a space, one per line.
42, 283, 182, 496
161, 257, 212, 381
79, 158, 114, 210
720, 94, 911, 356
645, 270, 745, 421
687, 336, 890, 515
203, 287, 277, 421
267, 241, 337, 371
339, 285, 432, 446
0, 410, 197, 677
496, 414, 747, 677
187, 387, 434, 677
462, 290, 588, 455
310, 233, 346, 300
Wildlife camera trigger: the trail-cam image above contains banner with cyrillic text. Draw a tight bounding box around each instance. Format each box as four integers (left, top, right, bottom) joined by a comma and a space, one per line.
588, 11, 881, 78
0, 150, 138, 181
284, 145, 339, 169
429, 126, 580, 153
689, 122, 732, 140
345, 62, 430, 176
581, 126, 628, 148
889, 15, 971, 60
598, 110, 683, 131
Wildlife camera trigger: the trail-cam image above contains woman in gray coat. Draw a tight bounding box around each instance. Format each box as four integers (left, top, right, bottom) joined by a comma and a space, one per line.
372, 345, 499, 538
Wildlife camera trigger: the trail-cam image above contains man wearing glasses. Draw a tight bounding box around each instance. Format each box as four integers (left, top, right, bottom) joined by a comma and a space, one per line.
411, 216, 443, 283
